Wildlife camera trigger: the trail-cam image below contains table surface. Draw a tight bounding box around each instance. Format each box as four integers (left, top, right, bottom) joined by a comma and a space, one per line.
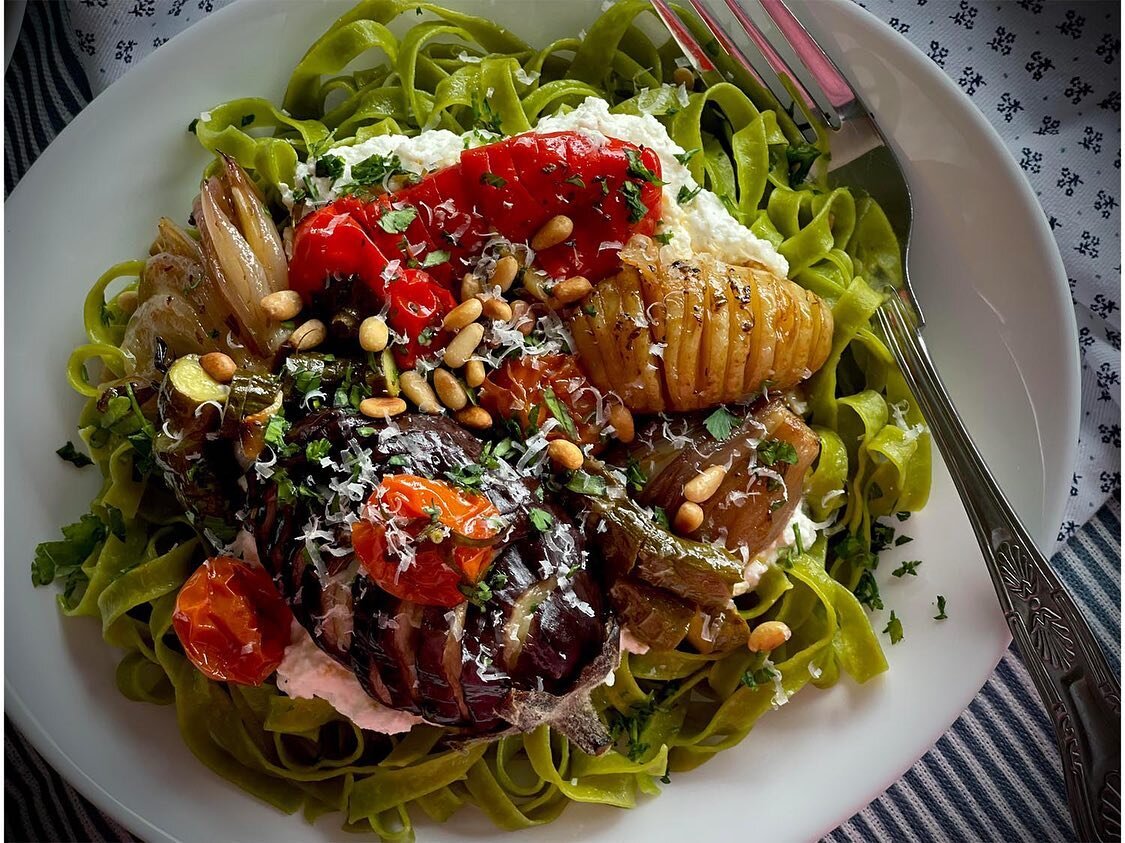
4, 2, 1119, 842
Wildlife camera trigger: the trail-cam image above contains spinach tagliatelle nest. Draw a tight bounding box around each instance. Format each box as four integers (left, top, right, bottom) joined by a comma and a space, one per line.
36, 1, 932, 839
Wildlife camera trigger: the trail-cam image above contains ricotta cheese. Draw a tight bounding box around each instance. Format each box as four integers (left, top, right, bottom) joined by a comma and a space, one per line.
275, 621, 424, 734
732, 500, 820, 595
535, 96, 790, 276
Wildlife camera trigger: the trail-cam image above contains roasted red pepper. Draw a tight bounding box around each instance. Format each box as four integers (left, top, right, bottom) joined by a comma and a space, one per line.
384, 270, 457, 369
288, 130, 663, 359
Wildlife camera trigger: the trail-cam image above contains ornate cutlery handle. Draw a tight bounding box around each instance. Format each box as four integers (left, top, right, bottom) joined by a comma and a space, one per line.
877, 293, 1121, 843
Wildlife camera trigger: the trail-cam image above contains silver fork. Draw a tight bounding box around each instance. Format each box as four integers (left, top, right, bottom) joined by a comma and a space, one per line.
650, 1, 1121, 839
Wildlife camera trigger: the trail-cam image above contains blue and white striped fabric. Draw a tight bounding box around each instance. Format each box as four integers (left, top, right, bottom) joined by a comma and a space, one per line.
3, 2, 1119, 842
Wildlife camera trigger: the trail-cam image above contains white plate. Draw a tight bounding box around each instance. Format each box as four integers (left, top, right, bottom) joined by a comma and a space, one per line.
4, 1, 1078, 841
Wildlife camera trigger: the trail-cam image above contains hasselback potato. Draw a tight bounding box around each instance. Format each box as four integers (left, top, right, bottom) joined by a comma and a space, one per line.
569, 236, 834, 413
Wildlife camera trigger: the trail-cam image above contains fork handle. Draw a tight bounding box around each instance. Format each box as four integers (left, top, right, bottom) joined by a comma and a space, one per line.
876, 294, 1121, 843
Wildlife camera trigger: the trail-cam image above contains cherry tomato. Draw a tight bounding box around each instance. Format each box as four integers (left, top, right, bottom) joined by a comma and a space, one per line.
351, 475, 501, 607
172, 556, 292, 685
479, 353, 604, 446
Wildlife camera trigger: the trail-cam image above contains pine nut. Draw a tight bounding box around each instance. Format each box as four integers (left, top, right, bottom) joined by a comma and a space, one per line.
399, 371, 442, 414
261, 289, 304, 321
747, 621, 792, 653
360, 397, 407, 418
433, 368, 468, 411
490, 255, 520, 292
672, 66, 695, 88
511, 300, 536, 336
550, 276, 593, 306
480, 297, 513, 321
200, 352, 236, 384
465, 359, 486, 388
684, 465, 727, 503
116, 290, 139, 316
359, 316, 389, 352
443, 323, 485, 369
290, 319, 327, 350
456, 406, 493, 430
674, 501, 704, 534
442, 298, 483, 331
609, 403, 635, 444
461, 273, 482, 302
547, 439, 584, 471
531, 215, 574, 251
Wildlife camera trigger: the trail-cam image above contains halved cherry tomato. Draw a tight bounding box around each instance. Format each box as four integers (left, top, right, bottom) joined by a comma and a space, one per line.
479, 353, 604, 446
172, 556, 292, 685
351, 475, 502, 607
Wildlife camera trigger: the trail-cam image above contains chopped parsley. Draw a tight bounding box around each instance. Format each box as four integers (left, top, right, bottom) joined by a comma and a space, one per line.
566, 471, 606, 497
348, 152, 408, 188
421, 249, 451, 267
624, 148, 664, 185
445, 462, 486, 491
703, 406, 739, 441
305, 438, 332, 462
31, 512, 106, 606
757, 439, 799, 466
378, 206, 418, 234
895, 534, 914, 546
651, 506, 670, 530
854, 569, 883, 610
357, 426, 377, 437
542, 388, 579, 440
529, 507, 554, 532
883, 610, 904, 645
625, 457, 647, 493
293, 370, 322, 395
785, 142, 822, 185
895, 511, 912, 522
56, 441, 92, 468
892, 560, 922, 578
481, 172, 507, 188
653, 230, 675, 245
676, 184, 702, 205
387, 454, 410, 466
740, 666, 776, 690
315, 154, 346, 181
264, 414, 293, 452
934, 595, 948, 620
620, 181, 648, 223
187, 118, 199, 134
239, 113, 255, 127
674, 147, 701, 165
563, 174, 586, 188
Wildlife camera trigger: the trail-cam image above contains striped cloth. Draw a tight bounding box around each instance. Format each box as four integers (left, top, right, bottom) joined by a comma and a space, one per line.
3, 3, 1120, 842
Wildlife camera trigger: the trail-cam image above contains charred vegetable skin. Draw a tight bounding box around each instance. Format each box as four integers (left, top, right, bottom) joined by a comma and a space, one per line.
247, 409, 613, 739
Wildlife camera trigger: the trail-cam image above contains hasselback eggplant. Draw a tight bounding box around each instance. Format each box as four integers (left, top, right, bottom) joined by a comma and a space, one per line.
569, 235, 833, 413
246, 409, 617, 751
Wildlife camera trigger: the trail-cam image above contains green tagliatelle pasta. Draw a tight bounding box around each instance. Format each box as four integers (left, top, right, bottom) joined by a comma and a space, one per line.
43, 1, 932, 839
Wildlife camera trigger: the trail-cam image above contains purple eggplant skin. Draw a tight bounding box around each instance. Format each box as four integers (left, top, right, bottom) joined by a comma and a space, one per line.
247, 408, 611, 736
